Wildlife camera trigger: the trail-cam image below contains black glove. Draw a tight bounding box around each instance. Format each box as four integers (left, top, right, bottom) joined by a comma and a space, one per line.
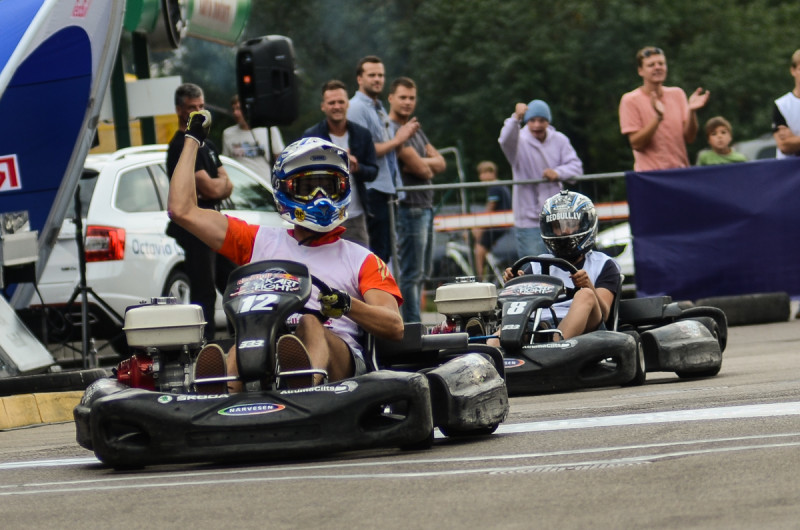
186, 109, 211, 146
319, 289, 351, 319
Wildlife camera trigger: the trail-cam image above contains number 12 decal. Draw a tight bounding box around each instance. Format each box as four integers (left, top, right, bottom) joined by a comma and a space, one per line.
239, 294, 279, 312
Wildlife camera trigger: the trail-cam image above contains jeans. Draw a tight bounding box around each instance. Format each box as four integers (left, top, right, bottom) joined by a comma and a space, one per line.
515, 226, 548, 260
365, 189, 393, 263
397, 206, 434, 323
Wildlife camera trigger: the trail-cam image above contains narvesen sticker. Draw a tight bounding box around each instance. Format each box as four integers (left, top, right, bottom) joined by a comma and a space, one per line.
218, 403, 286, 416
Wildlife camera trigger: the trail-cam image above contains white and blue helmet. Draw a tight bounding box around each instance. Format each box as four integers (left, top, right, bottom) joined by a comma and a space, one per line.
540, 190, 598, 260
272, 137, 351, 232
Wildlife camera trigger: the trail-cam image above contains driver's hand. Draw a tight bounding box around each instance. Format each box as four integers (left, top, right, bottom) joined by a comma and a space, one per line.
502, 267, 525, 282
570, 269, 593, 289
319, 289, 351, 319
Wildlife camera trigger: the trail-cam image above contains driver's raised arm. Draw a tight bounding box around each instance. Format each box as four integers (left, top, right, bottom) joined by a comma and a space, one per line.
167, 113, 229, 252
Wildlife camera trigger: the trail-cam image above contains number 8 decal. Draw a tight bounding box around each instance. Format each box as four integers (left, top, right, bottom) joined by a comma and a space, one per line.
506, 301, 527, 315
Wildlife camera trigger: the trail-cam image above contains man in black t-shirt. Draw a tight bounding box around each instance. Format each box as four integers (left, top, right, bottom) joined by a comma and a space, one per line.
166, 83, 235, 340
472, 161, 512, 281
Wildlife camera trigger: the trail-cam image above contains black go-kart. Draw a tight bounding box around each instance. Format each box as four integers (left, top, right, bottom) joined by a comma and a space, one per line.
432, 256, 726, 395
74, 260, 509, 468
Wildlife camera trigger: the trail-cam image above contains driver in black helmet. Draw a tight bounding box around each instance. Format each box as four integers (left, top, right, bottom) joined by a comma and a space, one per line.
502, 190, 621, 339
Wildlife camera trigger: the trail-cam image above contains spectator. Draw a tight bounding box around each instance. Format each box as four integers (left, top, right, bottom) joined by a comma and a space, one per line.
347, 55, 419, 263
502, 190, 620, 340
388, 77, 446, 323
772, 49, 800, 158
302, 80, 378, 248
619, 46, 710, 171
222, 94, 285, 177
166, 83, 235, 341
498, 99, 583, 260
696, 116, 748, 165
472, 161, 512, 282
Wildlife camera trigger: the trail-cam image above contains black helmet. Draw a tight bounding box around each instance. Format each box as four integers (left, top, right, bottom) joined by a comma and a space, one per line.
539, 190, 598, 260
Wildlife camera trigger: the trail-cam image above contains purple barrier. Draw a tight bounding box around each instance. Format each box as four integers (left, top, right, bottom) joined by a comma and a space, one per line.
625, 158, 800, 300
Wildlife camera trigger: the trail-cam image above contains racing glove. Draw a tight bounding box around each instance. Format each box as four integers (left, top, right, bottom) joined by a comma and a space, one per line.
186, 109, 212, 146
319, 289, 351, 319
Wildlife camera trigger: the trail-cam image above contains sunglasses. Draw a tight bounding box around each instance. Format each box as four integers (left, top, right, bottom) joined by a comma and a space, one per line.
641, 47, 664, 59
281, 170, 348, 202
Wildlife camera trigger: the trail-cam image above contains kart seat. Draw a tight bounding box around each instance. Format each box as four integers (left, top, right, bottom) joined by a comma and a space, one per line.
605, 273, 624, 332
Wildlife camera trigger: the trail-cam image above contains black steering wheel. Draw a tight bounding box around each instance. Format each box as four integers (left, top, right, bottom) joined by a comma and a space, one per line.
308, 275, 335, 322
510, 255, 579, 277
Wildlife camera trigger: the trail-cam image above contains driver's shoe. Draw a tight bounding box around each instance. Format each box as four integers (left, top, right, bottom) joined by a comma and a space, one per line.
277, 335, 322, 389
194, 343, 228, 394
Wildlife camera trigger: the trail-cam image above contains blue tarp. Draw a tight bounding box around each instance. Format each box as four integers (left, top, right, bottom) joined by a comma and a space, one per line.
626, 158, 800, 300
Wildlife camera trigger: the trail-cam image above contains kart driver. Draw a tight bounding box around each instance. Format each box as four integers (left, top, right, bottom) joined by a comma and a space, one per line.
168, 111, 404, 391
501, 190, 620, 340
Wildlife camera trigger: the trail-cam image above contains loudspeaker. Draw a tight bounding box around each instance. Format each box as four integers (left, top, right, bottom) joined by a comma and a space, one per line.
236, 35, 298, 127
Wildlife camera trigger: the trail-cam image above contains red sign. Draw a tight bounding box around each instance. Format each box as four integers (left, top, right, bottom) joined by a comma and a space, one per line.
0, 155, 21, 191
72, 0, 91, 18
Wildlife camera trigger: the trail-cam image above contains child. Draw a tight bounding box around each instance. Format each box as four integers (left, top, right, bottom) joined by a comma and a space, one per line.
472, 161, 511, 281
696, 116, 749, 165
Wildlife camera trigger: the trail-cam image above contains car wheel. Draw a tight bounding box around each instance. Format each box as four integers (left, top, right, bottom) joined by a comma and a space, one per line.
162, 270, 191, 303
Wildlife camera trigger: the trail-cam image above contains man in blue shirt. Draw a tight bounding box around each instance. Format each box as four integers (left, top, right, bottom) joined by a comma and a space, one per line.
347, 55, 419, 263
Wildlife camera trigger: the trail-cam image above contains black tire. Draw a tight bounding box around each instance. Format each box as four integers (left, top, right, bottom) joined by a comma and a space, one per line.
162, 269, 191, 303
680, 306, 728, 351
439, 423, 499, 437
621, 330, 646, 386
695, 292, 789, 327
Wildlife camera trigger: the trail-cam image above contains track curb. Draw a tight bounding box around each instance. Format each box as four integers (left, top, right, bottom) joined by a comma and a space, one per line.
0, 391, 83, 430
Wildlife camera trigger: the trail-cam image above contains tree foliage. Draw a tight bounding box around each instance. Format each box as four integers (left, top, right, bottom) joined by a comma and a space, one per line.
147, 0, 800, 182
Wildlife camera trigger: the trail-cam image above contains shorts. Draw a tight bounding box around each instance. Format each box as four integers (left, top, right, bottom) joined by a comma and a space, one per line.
350, 344, 368, 376
479, 227, 508, 250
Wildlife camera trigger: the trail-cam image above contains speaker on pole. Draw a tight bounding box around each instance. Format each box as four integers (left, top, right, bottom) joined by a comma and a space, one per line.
236, 35, 298, 127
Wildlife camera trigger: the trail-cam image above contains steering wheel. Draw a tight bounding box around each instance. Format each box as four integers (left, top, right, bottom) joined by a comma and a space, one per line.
308, 275, 335, 322
510, 255, 579, 278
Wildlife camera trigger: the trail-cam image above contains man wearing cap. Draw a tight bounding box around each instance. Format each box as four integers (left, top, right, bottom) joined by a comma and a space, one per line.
498, 99, 583, 260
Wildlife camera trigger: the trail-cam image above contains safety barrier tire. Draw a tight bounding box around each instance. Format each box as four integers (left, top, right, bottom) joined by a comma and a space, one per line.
0, 368, 110, 397
694, 292, 790, 327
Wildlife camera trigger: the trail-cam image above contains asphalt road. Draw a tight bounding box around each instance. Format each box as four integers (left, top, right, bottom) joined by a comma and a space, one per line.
2, 320, 800, 529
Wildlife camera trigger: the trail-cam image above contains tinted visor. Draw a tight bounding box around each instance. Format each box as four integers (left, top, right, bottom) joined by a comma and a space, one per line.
281, 170, 347, 202
541, 213, 586, 237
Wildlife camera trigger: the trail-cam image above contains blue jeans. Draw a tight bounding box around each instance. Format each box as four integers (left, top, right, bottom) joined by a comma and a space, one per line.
365, 189, 393, 263
515, 226, 547, 260
397, 206, 433, 323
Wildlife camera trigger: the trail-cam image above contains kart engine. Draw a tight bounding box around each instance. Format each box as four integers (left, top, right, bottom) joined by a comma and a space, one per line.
432, 277, 498, 333
117, 297, 206, 393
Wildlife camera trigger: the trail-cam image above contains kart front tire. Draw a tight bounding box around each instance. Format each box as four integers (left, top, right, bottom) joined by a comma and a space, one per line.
621, 330, 646, 387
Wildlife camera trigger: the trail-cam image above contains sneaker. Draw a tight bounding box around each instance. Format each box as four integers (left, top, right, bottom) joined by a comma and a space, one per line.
277, 335, 322, 389
194, 343, 228, 394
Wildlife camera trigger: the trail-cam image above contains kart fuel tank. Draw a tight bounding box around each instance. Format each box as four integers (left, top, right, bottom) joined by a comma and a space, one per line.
435, 280, 497, 317
123, 298, 206, 348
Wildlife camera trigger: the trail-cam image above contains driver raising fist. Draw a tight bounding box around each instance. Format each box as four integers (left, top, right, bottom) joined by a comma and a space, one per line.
502, 191, 620, 340
169, 111, 403, 391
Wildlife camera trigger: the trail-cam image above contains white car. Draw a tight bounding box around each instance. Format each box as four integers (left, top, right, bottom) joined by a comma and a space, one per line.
595, 221, 635, 295
26, 145, 284, 347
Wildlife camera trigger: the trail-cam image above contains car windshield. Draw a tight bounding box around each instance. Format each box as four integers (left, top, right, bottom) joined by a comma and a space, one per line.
222, 165, 276, 212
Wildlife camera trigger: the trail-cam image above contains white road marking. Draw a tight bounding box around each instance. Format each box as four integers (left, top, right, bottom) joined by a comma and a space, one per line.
497, 401, 800, 434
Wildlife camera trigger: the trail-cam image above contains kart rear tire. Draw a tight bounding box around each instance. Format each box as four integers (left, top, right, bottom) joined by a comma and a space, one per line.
439, 423, 499, 437
621, 330, 646, 387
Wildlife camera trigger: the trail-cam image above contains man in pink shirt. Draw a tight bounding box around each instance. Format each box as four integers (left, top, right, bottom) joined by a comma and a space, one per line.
619, 46, 710, 171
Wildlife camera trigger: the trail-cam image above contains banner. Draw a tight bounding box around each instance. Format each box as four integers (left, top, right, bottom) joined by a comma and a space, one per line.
626, 158, 800, 300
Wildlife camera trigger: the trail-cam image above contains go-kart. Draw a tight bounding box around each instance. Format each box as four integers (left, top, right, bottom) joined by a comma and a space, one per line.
74, 260, 508, 468
432, 256, 726, 395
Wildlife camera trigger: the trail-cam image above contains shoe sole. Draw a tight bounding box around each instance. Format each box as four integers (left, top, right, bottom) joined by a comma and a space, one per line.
194, 343, 227, 394
277, 335, 314, 389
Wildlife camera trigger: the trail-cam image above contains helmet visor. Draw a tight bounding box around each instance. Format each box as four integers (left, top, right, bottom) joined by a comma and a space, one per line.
281, 170, 348, 202
541, 216, 584, 238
